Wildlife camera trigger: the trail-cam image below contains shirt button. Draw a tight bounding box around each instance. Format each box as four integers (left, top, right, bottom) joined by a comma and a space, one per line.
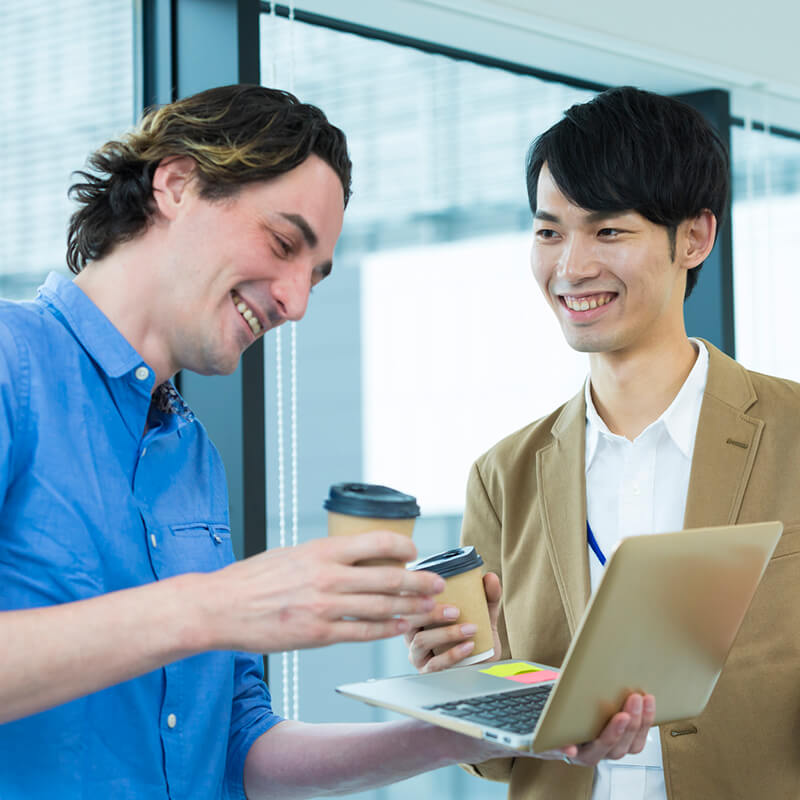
632, 483, 641, 495
135, 366, 150, 381
167, 713, 177, 729
150, 533, 157, 548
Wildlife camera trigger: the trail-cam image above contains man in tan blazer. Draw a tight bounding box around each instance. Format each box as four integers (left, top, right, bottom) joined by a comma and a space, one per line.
407, 86, 800, 799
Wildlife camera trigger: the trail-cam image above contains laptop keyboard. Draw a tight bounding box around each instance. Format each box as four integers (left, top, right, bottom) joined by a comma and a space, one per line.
423, 684, 553, 734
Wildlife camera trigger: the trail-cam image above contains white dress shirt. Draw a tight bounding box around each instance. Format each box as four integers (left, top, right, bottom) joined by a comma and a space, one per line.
585, 340, 708, 800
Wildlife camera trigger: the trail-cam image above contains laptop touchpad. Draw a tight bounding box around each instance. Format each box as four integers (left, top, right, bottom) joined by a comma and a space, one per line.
402, 668, 514, 701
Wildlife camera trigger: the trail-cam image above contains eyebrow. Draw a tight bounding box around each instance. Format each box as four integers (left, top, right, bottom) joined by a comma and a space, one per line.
279, 212, 318, 248
534, 209, 628, 224
277, 211, 332, 279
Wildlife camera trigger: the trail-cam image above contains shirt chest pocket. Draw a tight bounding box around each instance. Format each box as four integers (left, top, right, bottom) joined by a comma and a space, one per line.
167, 522, 233, 574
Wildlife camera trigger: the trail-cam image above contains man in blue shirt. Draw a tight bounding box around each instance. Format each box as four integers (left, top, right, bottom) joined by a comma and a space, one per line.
0, 84, 651, 799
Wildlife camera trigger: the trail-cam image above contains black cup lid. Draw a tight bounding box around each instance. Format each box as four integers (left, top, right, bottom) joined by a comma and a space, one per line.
324, 482, 420, 519
408, 545, 483, 578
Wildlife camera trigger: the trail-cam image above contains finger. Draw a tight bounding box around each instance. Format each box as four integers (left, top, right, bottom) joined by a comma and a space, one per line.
625, 694, 654, 755
573, 711, 633, 765
325, 617, 415, 645
333, 562, 445, 597
483, 572, 502, 627
406, 622, 479, 672
409, 622, 477, 656
531, 745, 579, 761
407, 632, 432, 670
585, 709, 640, 763
421, 640, 476, 673
328, 530, 419, 566
407, 622, 478, 669
408, 646, 433, 671
605, 694, 645, 759
403, 603, 460, 630
331, 592, 437, 622
483, 572, 502, 604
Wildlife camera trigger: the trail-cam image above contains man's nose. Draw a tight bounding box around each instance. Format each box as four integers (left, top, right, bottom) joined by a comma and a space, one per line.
557, 237, 601, 282
272, 268, 311, 323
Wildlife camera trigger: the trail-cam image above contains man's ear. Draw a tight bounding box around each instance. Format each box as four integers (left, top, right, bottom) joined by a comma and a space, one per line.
151, 156, 197, 220
680, 209, 717, 270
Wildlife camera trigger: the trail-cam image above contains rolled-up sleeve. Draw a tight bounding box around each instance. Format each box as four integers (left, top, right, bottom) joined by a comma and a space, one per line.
225, 651, 284, 800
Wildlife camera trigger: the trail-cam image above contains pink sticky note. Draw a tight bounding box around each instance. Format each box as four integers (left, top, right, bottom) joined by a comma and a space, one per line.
506, 669, 559, 684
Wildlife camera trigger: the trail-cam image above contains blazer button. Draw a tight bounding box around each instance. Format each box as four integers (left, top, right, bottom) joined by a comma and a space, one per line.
670, 725, 698, 737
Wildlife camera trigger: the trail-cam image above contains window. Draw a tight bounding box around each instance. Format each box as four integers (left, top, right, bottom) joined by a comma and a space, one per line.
0, 1, 135, 300
262, 14, 592, 799
730, 116, 800, 381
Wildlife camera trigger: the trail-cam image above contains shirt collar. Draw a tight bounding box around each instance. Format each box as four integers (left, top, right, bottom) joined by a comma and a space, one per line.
36, 271, 148, 380
37, 272, 197, 425
585, 339, 709, 467
661, 338, 708, 459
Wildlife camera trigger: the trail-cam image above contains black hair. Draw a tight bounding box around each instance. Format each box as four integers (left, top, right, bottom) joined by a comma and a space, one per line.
67, 84, 352, 273
526, 86, 730, 298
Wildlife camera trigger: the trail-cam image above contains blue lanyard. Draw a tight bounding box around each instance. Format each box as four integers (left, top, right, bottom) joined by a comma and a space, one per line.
586, 521, 606, 566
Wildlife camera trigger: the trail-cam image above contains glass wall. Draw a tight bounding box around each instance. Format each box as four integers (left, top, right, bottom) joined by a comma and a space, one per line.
261, 14, 593, 799
730, 115, 800, 381
0, 1, 135, 300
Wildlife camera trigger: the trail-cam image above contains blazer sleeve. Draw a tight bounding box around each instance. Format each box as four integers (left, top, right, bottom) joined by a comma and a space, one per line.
458, 459, 515, 784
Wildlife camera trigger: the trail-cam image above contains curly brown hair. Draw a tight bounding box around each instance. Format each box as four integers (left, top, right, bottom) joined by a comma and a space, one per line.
66, 84, 352, 273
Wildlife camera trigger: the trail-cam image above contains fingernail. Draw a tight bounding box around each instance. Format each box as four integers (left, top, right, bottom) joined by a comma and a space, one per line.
460, 640, 475, 653
615, 721, 627, 735
460, 624, 477, 635
442, 606, 459, 619
395, 619, 409, 632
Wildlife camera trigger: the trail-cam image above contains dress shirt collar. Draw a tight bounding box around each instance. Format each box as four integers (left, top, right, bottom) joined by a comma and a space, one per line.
36, 272, 195, 423
585, 339, 709, 467
36, 271, 148, 381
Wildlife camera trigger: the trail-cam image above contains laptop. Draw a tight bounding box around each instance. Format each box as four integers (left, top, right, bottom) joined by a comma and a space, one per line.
337, 521, 783, 753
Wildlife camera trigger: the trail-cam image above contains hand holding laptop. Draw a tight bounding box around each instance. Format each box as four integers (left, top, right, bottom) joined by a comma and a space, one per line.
423, 689, 656, 767
403, 570, 656, 766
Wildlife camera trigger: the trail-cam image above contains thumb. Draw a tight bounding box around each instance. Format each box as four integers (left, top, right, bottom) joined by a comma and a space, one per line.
483, 572, 502, 626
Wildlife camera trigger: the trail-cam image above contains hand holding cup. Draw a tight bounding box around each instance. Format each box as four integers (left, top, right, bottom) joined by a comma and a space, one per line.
405, 547, 502, 671
205, 530, 444, 655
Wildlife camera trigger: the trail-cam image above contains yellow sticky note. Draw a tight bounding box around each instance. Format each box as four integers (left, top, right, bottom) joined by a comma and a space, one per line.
480, 662, 540, 678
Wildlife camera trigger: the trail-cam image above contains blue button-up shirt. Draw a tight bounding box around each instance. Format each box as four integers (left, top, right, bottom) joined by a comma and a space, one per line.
0, 273, 282, 799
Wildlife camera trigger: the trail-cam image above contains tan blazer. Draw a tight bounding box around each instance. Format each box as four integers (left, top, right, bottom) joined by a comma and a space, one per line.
461, 341, 800, 799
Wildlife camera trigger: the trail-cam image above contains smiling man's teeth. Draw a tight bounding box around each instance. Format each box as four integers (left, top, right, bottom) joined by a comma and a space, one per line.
564, 294, 614, 312
232, 292, 262, 335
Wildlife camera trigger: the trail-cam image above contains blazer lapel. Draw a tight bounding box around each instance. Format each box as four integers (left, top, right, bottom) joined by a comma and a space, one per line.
538, 391, 591, 635
684, 341, 763, 528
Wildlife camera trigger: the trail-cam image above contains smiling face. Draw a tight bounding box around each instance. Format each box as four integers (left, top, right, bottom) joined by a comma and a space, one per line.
531, 163, 693, 360
153, 154, 345, 379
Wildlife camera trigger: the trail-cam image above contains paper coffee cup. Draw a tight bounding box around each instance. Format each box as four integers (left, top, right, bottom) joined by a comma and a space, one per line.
408, 546, 495, 666
324, 482, 420, 565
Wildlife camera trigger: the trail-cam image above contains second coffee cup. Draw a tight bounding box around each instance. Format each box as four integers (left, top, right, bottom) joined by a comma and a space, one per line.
408, 545, 495, 666
324, 482, 420, 565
